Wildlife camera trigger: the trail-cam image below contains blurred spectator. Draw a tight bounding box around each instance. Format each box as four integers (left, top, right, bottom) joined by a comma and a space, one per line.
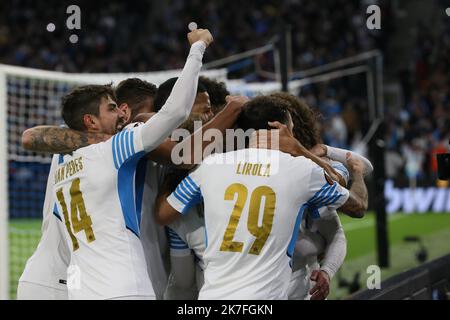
0, 0, 382, 75
0, 0, 448, 186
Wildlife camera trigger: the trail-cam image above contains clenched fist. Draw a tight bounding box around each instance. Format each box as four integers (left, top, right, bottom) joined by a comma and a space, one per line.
188, 29, 214, 47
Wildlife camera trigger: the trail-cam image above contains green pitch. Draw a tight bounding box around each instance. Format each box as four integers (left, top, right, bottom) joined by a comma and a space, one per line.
332, 213, 450, 299
8, 213, 450, 299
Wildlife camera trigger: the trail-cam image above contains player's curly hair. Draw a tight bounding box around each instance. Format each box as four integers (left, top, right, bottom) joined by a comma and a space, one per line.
269, 92, 322, 149
236, 96, 291, 131
199, 76, 230, 114
61, 84, 115, 131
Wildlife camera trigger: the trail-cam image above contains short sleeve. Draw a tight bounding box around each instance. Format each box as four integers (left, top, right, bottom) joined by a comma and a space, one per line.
166, 167, 203, 215
306, 166, 350, 219
111, 124, 145, 169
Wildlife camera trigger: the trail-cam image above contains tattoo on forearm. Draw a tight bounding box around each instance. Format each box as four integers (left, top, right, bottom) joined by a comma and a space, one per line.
25, 126, 110, 153
340, 175, 368, 215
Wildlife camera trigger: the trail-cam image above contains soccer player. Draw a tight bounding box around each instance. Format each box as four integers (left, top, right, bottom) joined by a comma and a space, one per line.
115, 77, 170, 299
257, 92, 373, 299
287, 143, 373, 300
159, 93, 372, 300
50, 29, 213, 299
155, 96, 368, 299
16, 78, 160, 300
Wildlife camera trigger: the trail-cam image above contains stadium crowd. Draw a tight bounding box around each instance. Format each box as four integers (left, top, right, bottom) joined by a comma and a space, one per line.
0, 0, 385, 73
1, 0, 448, 186
384, 16, 450, 186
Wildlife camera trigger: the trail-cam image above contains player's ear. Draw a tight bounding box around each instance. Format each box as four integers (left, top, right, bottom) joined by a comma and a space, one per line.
286, 112, 294, 133
118, 103, 131, 124
83, 114, 99, 131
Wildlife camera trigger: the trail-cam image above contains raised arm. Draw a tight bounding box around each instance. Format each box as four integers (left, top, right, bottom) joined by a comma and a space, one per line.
22, 126, 110, 154
140, 29, 213, 152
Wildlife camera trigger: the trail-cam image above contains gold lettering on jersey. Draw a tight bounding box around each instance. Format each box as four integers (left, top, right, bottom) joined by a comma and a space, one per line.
236, 162, 271, 177
55, 157, 84, 184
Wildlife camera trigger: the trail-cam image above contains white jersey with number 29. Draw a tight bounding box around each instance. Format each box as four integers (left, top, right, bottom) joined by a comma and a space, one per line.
167, 148, 350, 300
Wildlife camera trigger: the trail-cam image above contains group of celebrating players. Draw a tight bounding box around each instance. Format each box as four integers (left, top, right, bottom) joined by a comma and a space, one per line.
17, 28, 373, 300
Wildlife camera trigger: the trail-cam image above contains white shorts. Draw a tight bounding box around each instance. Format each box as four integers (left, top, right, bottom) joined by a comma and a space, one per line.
17, 281, 68, 300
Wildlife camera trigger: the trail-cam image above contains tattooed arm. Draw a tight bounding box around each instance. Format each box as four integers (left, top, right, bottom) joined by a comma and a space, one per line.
22, 126, 111, 154
338, 154, 368, 218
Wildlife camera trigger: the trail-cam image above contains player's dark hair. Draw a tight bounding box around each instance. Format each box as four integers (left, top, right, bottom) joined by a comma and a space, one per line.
199, 76, 230, 114
115, 78, 157, 114
61, 84, 115, 131
236, 96, 291, 131
270, 92, 322, 149
153, 77, 207, 112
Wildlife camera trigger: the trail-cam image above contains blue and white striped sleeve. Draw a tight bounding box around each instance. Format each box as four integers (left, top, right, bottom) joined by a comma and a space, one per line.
330, 160, 350, 186
166, 227, 191, 257
166, 168, 203, 215
306, 166, 350, 219
111, 124, 145, 169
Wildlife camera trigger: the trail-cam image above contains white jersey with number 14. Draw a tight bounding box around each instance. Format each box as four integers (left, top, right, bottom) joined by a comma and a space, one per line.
53, 125, 153, 300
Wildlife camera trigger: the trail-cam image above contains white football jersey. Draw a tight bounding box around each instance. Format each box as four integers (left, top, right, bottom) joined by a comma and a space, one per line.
292, 160, 349, 268
19, 155, 69, 293
167, 148, 350, 300
53, 125, 154, 300
288, 161, 349, 300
